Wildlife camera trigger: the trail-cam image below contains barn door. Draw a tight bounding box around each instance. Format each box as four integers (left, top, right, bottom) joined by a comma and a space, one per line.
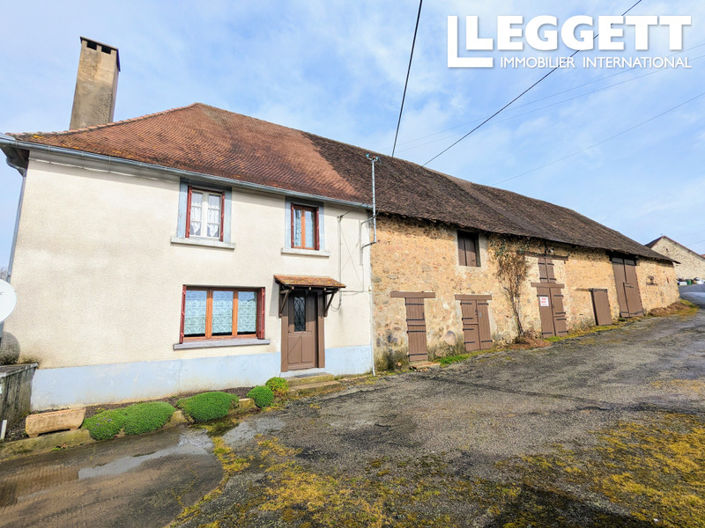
404, 297, 429, 362
391, 291, 435, 363
457, 295, 493, 352
590, 289, 612, 326
612, 257, 644, 317
536, 284, 568, 338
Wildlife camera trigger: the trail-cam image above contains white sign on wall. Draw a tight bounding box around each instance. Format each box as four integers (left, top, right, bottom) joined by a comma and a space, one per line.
539, 296, 550, 307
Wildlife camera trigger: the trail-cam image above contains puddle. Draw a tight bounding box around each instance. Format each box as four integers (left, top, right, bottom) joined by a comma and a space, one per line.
78, 429, 213, 480
223, 416, 284, 447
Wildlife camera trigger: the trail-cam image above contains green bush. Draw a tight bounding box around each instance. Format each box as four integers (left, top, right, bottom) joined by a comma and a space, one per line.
83, 409, 128, 440
177, 391, 240, 422
247, 386, 274, 408
265, 377, 289, 396
122, 402, 176, 435
83, 401, 177, 440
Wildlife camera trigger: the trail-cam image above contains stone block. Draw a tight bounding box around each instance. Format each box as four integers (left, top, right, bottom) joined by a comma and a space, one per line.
25, 408, 86, 438
238, 398, 255, 410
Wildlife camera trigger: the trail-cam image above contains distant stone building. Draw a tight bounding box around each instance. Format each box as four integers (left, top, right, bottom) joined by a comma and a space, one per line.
646, 236, 705, 280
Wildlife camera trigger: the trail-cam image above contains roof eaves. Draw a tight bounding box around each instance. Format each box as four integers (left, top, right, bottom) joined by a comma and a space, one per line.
0, 136, 372, 211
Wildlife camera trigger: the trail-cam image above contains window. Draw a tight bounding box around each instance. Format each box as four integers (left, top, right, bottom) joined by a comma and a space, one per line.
291, 204, 319, 250
180, 287, 264, 342
187, 188, 224, 240
458, 232, 480, 267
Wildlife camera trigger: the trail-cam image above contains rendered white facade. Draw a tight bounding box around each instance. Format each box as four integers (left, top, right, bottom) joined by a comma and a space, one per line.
4, 150, 373, 409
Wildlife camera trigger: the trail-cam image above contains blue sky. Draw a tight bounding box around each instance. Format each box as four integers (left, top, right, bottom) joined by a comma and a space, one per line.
1, 0, 704, 268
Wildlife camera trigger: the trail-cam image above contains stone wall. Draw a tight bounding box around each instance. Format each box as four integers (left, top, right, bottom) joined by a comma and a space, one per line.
648, 238, 705, 280
370, 215, 679, 369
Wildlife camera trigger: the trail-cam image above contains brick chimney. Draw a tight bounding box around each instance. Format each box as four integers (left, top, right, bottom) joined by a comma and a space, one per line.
69, 37, 120, 130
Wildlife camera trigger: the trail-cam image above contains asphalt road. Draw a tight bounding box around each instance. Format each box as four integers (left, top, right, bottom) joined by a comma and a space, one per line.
680, 283, 705, 307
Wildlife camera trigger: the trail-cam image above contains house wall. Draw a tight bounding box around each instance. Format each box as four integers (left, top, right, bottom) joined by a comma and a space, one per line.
370, 215, 678, 369
4, 153, 373, 409
648, 238, 705, 280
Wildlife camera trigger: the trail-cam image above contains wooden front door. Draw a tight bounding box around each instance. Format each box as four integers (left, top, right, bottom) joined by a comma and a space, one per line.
611, 257, 644, 317
456, 295, 493, 352
536, 285, 568, 338
284, 291, 318, 371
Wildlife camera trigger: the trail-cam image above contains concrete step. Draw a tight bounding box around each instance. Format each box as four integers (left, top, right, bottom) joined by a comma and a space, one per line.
286, 373, 335, 387
289, 380, 342, 395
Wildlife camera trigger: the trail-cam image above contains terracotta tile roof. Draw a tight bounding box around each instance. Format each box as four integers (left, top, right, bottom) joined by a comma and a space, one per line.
274, 275, 345, 289
7, 103, 670, 262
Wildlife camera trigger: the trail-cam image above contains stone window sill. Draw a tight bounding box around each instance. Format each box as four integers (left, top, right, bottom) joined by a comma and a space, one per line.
281, 248, 331, 258
173, 338, 270, 350
171, 236, 235, 250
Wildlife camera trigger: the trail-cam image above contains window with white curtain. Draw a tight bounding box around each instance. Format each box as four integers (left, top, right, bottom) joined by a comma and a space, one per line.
188, 188, 223, 240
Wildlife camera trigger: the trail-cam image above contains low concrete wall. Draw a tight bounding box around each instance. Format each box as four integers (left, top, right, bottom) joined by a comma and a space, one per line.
31, 346, 372, 410
0, 364, 37, 427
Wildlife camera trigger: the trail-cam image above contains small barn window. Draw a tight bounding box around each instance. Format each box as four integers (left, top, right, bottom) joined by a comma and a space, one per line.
458, 232, 480, 267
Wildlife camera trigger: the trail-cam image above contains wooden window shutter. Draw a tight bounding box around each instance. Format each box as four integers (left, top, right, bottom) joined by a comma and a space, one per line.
458, 232, 479, 267
314, 207, 320, 250
256, 288, 266, 339
179, 285, 186, 343
467, 234, 478, 267
458, 234, 467, 266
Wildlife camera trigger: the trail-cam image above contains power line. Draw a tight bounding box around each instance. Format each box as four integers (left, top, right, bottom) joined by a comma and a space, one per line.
422, 0, 645, 166
493, 89, 705, 185
391, 0, 423, 158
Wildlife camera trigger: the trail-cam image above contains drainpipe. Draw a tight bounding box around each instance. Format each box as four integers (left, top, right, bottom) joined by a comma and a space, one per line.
361, 154, 378, 249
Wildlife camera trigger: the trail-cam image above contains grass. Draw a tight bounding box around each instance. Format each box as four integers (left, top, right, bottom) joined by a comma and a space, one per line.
82, 401, 176, 440
177, 392, 239, 423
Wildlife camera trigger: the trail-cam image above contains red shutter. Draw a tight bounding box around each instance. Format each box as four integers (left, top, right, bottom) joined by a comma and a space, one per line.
179, 286, 186, 343
314, 207, 320, 250
290, 204, 295, 247
219, 192, 225, 242
185, 187, 192, 238
256, 288, 266, 339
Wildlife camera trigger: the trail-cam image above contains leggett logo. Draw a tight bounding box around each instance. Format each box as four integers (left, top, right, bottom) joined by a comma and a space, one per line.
448, 15, 693, 70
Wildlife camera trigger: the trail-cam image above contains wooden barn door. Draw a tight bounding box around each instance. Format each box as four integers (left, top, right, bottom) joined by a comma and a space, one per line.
611, 257, 644, 317
590, 289, 612, 326
535, 284, 568, 338
404, 297, 428, 362
456, 295, 493, 352
391, 291, 436, 363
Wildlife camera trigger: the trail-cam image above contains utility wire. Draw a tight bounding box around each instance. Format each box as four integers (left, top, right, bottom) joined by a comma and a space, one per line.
422, 0, 645, 166
493, 89, 705, 185
391, 0, 423, 158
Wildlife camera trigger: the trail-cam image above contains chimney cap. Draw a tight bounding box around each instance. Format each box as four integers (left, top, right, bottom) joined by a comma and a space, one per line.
79, 36, 120, 71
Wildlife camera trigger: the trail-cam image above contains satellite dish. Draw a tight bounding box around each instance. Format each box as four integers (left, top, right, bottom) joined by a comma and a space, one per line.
0, 280, 17, 323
